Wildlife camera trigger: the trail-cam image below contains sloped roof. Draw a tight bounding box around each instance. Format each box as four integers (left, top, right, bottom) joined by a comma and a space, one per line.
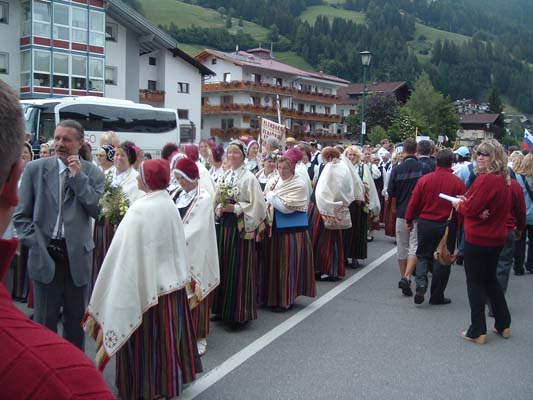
338, 81, 408, 97
459, 113, 501, 125
195, 49, 350, 85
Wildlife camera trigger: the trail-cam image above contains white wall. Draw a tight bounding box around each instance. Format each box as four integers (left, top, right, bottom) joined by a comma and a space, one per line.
104, 16, 127, 99
139, 50, 161, 90
0, 1, 21, 91
203, 58, 242, 83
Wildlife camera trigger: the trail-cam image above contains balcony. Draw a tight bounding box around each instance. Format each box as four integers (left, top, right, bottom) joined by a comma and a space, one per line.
202, 103, 342, 123
210, 128, 261, 138
139, 89, 165, 106
202, 81, 339, 104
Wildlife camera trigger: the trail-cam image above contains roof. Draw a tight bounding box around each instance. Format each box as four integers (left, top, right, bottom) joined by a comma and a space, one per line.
338, 81, 408, 98
195, 49, 350, 85
459, 113, 501, 125
106, 1, 214, 76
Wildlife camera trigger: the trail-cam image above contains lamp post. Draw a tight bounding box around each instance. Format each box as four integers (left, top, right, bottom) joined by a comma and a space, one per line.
359, 50, 372, 146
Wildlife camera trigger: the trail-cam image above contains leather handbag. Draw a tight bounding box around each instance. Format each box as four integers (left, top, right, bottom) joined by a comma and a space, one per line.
434, 209, 457, 265
275, 209, 308, 229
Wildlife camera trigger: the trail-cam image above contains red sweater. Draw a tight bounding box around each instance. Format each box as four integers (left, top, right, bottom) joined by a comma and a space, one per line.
508, 178, 526, 232
459, 173, 511, 247
0, 238, 115, 400
405, 167, 466, 224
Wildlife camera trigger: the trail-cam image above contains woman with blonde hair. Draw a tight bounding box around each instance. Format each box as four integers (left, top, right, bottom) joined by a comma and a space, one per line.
513, 153, 533, 275
454, 139, 512, 344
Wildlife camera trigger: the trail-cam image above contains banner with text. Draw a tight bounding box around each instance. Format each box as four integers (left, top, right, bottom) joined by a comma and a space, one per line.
260, 117, 286, 147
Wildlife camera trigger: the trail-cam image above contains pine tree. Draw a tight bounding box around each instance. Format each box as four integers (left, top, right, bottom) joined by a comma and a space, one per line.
488, 86, 504, 114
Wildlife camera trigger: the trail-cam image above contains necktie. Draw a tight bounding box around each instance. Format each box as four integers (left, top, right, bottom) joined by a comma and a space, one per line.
56, 169, 69, 239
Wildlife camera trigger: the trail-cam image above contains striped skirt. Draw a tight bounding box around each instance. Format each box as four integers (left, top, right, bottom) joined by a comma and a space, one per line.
191, 294, 212, 339
344, 201, 368, 260
262, 229, 316, 308
383, 198, 397, 237
311, 206, 346, 278
92, 218, 115, 294
212, 223, 258, 323
116, 288, 202, 400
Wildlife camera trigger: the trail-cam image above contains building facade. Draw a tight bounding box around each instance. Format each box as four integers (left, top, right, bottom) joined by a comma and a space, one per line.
0, 0, 212, 142
195, 48, 349, 142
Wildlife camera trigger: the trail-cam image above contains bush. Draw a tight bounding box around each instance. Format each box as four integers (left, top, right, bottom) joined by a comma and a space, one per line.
368, 126, 389, 145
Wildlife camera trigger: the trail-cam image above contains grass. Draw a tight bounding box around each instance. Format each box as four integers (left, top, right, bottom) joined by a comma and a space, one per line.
177, 43, 207, 57
139, 0, 272, 42
299, 5, 366, 25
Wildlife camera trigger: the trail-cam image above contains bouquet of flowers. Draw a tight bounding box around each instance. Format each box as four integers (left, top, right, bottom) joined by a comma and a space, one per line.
217, 181, 240, 206
100, 175, 130, 225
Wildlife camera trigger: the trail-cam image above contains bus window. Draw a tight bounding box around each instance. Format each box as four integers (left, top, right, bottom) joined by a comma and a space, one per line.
38, 112, 57, 141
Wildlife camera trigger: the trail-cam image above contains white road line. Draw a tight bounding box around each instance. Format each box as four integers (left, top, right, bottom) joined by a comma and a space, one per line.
180, 247, 397, 399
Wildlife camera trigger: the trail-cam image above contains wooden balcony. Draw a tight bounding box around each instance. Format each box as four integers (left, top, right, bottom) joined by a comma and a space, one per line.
210, 128, 262, 138
202, 81, 339, 104
139, 90, 165, 106
202, 103, 342, 123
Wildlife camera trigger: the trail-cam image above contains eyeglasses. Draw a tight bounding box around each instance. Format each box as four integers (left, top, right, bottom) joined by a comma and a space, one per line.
476, 151, 489, 157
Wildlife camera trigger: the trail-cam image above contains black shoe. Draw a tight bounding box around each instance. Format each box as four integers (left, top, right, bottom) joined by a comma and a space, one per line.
514, 269, 525, 276
429, 297, 452, 305
367, 236, 374, 242
455, 255, 463, 266
414, 287, 426, 305
398, 278, 413, 297
349, 260, 361, 269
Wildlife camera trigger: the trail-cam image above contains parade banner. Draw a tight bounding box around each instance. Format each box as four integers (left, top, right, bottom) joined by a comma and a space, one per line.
260, 117, 286, 147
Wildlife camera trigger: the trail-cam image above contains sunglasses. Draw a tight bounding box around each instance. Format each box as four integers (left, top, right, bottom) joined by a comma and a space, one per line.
476, 151, 489, 157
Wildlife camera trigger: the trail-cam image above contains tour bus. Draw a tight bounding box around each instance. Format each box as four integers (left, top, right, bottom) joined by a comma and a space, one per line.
21, 96, 180, 156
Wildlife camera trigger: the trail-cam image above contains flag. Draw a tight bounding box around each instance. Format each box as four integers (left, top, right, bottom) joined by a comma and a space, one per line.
522, 128, 533, 150
452, 138, 459, 150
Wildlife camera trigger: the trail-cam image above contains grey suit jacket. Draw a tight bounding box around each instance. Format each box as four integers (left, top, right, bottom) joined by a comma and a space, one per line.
13, 157, 104, 286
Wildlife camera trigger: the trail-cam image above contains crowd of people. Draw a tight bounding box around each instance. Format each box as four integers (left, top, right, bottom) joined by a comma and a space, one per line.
1, 79, 529, 397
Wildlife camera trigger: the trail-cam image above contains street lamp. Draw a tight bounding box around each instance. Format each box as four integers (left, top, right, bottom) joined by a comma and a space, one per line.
359, 50, 372, 146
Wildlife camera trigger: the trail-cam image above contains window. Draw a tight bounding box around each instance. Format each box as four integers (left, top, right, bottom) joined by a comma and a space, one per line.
211, 58, 217, 65
177, 109, 189, 120
201, 97, 208, 106
105, 22, 118, 42
310, 105, 316, 113
0, 2, 8, 24
149, 57, 156, 66
177, 82, 189, 93
250, 118, 259, 129
21, 1, 30, 36
33, 50, 50, 86
20, 50, 30, 86
325, 106, 331, 115
148, 80, 157, 91
275, 77, 282, 86
105, 66, 117, 85
53, 4, 69, 41
89, 11, 105, 47
221, 119, 234, 130
71, 55, 87, 90
251, 73, 261, 83
0, 53, 7, 74
223, 72, 231, 83
72, 7, 87, 44
298, 103, 304, 113
251, 96, 261, 106
221, 95, 233, 105
53, 53, 69, 88
33, 0, 51, 38
89, 58, 104, 91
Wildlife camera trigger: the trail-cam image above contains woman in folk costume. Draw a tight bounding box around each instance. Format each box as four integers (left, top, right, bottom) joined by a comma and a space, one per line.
360, 147, 381, 242
198, 138, 213, 170
184, 144, 216, 197
91, 141, 144, 293
256, 151, 280, 191
341, 146, 366, 268
243, 137, 261, 174
209, 144, 226, 183
262, 147, 316, 310
213, 140, 266, 325
312, 147, 356, 280
83, 159, 201, 400
170, 157, 220, 356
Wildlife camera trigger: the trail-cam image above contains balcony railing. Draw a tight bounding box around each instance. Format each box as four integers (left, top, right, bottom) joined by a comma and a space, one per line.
203, 81, 339, 104
139, 89, 165, 105
210, 128, 261, 138
210, 127, 342, 141
202, 103, 342, 123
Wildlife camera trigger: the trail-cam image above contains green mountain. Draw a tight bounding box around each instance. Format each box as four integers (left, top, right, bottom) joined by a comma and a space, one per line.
131, 0, 533, 114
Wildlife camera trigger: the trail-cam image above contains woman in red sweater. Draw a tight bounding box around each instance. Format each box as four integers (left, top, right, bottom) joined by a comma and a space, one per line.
454, 139, 512, 344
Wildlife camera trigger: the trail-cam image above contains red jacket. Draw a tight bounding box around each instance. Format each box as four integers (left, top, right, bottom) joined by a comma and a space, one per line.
508, 178, 526, 232
459, 173, 511, 247
0, 238, 115, 400
405, 167, 466, 224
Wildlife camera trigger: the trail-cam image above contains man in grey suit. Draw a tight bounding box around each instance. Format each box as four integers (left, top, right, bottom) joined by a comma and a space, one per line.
14, 119, 104, 349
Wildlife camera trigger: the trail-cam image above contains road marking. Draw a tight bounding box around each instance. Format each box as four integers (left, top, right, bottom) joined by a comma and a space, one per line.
181, 247, 397, 399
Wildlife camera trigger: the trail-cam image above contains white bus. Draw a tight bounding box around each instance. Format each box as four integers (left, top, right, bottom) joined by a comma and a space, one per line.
21, 97, 180, 156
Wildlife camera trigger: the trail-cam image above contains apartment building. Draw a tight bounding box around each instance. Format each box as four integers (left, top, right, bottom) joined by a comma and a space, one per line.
0, 0, 213, 142
195, 47, 349, 141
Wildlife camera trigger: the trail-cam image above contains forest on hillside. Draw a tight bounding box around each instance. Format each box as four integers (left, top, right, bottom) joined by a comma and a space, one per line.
125, 0, 533, 115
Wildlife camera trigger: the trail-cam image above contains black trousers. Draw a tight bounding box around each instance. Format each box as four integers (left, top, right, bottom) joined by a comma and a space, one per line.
33, 240, 88, 350
415, 218, 456, 301
464, 241, 511, 337
513, 224, 533, 273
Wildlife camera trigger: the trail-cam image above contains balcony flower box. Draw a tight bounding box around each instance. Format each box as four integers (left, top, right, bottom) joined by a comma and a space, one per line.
139, 89, 165, 103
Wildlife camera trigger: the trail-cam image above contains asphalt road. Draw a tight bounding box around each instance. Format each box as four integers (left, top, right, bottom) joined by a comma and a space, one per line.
14, 230, 533, 399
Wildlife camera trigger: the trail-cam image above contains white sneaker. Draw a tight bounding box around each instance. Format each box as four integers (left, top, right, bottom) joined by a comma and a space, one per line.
197, 338, 207, 356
